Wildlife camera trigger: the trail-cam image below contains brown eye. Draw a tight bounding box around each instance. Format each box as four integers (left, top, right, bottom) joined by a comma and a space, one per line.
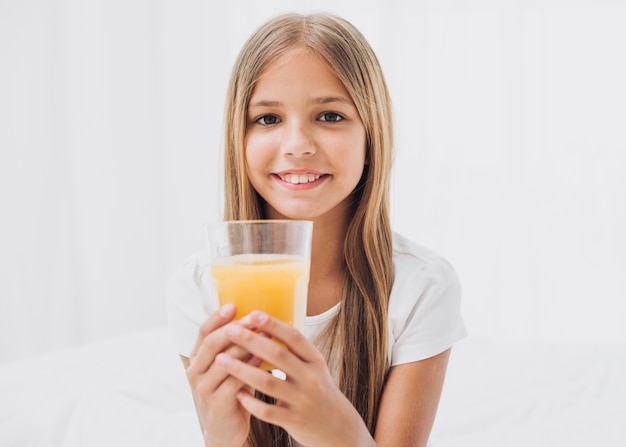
318, 112, 344, 122
256, 115, 281, 125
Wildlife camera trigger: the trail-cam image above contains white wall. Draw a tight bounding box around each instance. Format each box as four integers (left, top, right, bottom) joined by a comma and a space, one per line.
1, 0, 625, 364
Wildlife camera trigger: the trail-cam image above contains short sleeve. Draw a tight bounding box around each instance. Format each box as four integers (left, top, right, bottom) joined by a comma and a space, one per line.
165, 253, 217, 358
387, 237, 467, 367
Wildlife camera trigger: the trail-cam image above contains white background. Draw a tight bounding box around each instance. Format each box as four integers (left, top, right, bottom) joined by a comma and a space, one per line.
1, 0, 625, 364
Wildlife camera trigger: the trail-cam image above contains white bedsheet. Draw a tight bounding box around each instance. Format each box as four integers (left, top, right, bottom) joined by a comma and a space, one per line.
1, 327, 625, 446
0, 328, 203, 447
432, 337, 626, 446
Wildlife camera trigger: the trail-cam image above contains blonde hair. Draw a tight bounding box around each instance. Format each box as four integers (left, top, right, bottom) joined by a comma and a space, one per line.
223, 12, 394, 445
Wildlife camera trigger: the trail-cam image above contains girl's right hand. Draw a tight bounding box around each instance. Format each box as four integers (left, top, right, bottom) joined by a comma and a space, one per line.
182, 303, 259, 447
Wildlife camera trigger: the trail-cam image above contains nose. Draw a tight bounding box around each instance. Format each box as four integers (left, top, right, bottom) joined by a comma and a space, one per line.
281, 121, 316, 157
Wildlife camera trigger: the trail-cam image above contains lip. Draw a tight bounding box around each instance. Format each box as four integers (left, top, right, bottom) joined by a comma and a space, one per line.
274, 169, 325, 176
271, 170, 328, 189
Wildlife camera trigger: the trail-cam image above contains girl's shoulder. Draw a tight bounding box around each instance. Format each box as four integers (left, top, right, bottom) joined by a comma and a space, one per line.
388, 233, 466, 365
390, 232, 461, 312
392, 232, 458, 281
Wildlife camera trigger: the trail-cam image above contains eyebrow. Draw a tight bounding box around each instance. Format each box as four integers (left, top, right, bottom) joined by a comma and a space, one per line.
311, 96, 352, 105
249, 96, 352, 108
249, 100, 281, 108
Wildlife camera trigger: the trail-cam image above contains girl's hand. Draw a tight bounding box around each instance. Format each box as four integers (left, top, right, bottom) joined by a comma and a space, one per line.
215, 311, 375, 447
183, 303, 261, 447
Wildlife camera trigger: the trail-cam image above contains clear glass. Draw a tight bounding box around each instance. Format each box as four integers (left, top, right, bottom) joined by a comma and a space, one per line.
205, 220, 313, 369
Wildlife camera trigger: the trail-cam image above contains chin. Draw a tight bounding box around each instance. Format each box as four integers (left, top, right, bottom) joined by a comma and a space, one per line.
265, 199, 345, 222
266, 206, 323, 221
275, 212, 318, 221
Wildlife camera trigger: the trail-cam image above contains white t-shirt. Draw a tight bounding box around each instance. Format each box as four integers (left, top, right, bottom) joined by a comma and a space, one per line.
166, 232, 467, 370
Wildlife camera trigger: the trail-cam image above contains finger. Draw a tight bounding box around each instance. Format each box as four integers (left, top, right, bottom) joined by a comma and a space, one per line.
190, 303, 237, 359
188, 306, 247, 378
235, 387, 291, 427
215, 350, 289, 402
208, 349, 260, 401
239, 312, 323, 364
188, 327, 233, 376
219, 324, 306, 395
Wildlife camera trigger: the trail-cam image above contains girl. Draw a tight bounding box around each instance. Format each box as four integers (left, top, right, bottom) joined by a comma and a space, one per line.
167, 12, 466, 447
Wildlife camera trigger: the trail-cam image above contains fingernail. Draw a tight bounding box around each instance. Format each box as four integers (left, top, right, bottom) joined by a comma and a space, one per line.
219, 303, 235, 317
252, 311, 267, 324
215, 353, 229, 366
225, 324, 241, 337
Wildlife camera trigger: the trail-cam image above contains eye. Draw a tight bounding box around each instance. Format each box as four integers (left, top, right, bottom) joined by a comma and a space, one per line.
318, 112, 344, 123
255, 115, 281, 126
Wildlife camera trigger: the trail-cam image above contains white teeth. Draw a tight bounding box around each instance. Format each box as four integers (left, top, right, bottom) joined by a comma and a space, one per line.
281, 174, 321, 184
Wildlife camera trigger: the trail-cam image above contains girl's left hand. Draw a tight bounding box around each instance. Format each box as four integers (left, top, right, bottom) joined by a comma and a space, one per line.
214, 311, 374, 447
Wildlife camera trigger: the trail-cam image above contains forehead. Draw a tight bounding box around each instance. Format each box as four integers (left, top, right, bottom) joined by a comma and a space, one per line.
251, 48, 351, 100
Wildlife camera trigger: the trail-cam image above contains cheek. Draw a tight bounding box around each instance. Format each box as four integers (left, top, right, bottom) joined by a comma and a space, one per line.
244, 132, 276, 164
244, 140, 277, 199
244, 158, 264, 190
244, 135, 266, 173
340, 132, 367, 167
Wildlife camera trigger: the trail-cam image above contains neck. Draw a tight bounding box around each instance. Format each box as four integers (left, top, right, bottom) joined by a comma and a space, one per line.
306, 206, 351, 315
262, 199, 353, 315
310, 221, 346, 277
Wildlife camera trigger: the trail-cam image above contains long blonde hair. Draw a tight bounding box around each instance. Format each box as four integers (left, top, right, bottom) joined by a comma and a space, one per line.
223, 12, 394, 445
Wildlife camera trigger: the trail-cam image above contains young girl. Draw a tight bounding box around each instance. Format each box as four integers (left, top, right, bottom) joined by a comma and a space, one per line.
167, 12, 466, 447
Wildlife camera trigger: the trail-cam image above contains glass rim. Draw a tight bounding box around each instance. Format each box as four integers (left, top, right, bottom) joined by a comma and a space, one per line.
204, 219, 314, 228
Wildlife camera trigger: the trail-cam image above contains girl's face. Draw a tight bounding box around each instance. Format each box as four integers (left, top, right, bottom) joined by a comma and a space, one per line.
244, 48, 367, 223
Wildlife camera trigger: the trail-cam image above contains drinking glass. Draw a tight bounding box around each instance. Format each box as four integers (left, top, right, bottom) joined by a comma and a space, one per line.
205, 220, 313, 369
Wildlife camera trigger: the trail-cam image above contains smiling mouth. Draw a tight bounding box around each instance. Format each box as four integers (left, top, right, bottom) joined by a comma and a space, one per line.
277, 173, 324, 184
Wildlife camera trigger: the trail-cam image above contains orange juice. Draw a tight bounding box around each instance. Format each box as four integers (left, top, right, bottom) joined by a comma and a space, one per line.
210, 254, 310, 369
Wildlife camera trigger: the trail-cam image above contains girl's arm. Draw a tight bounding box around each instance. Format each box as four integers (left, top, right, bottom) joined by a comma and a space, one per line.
374, 349, 451, 447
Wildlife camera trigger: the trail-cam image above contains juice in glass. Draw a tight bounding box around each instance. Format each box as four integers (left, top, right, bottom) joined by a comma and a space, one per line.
211, 254, 309, 328
210, 253, 310, 369
206, 220, 313, 370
